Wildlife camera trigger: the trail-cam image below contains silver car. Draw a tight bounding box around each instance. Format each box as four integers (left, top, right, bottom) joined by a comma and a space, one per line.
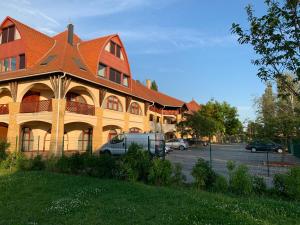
165, 138, 189, 150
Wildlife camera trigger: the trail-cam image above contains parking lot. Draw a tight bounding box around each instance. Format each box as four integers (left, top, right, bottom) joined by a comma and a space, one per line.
166, 144, 300, 185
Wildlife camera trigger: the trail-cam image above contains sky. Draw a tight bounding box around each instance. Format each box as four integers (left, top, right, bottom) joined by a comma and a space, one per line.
0, 0, 268, 122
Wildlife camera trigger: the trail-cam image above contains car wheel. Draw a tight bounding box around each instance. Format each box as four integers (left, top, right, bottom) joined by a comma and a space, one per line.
179, 145, 185, 151
251, 147, 256, 153
277, 148, 283, 154
102, 150, 111, 156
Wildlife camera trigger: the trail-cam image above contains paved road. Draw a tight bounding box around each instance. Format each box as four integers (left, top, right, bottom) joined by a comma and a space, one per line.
166, 144, 300, 185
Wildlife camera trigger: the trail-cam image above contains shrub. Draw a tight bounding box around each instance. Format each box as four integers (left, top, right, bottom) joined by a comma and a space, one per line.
191, 158, 216, 190
68, 152, 86, 174
45, 155, 58, 172
148, 158, 173, 186
84, 154, 116, 178
212, 175, 228, 193
0, 151, 25, 171
229, 164, 253, 195
252, 176, 267, 195
30, 155, 45, 170
118, 143, 152, 182
171, 163, 186, 186
0, 140, 9, 162
55, 155, 71, 173
274, 167, 300, 200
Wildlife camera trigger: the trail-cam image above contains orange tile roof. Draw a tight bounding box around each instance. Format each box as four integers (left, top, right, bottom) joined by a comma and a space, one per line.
185, 100, 201, 113
0, 16, 185, 108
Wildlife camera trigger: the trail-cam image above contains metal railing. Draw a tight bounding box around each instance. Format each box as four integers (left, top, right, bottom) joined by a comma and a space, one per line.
66, 101, 95, 116
20, 100, 52, 113
0, 104, 9, 114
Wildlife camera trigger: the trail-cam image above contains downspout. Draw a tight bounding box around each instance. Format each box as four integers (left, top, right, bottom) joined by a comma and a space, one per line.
161, 106, 165, 133
55, 72, 66, 154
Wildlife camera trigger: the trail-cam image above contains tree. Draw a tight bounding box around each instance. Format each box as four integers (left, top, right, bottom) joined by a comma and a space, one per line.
232, 0, 300, 98
151, 80, 158, 91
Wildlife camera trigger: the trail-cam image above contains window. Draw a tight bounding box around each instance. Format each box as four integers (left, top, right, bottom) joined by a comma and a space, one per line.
130, 102, 142, 115
3, 59, 9, 72
109, 68, 121, 84
109, 41, 122, 58
98, 63, 107, 77
11, 57, 16, 71
21, 127, 33, 151
105, 96, 123, 112
149, 114, 154, 121
19, 54, 25, 69
129, 127, 141, 133
1, 26, 15, 44
123, 75, 129, 87
156, 117, 160, 123
110, 41, 116, 54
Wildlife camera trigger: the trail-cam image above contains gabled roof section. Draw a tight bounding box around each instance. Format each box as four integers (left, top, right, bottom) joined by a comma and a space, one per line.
185, 100, 201, 113
1, 16, 55, 68
78, 35, 113, 74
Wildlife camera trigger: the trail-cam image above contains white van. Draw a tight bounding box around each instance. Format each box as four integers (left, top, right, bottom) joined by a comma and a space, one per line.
100, 132, 165, 156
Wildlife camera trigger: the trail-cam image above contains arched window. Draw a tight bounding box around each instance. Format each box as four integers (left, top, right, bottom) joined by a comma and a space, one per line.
129, 102, 142, 115
21, 127, 33, 151
105, 96, 123, 112
78, 129, 92, 152
129, 127, 141, 133
108, 129, 118, 141
66, 92, 86, 103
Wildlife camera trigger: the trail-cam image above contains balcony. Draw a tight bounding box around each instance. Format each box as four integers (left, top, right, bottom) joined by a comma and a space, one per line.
66, 101, 95, 116
0, 104, 9, 114
163, 123, 176, 133
20, 100, 52, 113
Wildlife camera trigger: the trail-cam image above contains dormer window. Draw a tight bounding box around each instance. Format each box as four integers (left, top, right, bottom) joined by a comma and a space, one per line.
1, 25, 16, 44
123, 74, 129, 87
109, 68, 121, 84
98, 63, 107, 77
19, 54, 25, 69
0, 54, 25, 72
109, 41, 123, 59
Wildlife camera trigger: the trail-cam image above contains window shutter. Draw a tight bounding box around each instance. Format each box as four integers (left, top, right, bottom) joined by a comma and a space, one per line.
8, 26, 15, 42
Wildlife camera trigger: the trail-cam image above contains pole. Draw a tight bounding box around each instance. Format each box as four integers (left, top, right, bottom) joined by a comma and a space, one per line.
148, 136, 150, 154
267, 151, 270, 177
209, 135, 212, 168
162, 139, 165, 160
37, 136, 40, 154
125, 137, 127, 153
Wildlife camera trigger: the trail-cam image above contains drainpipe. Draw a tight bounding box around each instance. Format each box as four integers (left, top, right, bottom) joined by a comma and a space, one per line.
161, 105, 165, 133
55, 72, 66, 154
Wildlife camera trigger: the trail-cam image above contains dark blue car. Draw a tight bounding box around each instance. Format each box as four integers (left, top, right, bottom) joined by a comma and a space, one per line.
245, 140, 284, 153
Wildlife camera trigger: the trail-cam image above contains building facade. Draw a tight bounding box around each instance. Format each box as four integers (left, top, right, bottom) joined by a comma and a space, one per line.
0, 16, 189, 156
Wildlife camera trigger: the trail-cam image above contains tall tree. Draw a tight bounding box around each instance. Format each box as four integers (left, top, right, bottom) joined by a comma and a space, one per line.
151, 80, 158, 91
232, 0, 300, 98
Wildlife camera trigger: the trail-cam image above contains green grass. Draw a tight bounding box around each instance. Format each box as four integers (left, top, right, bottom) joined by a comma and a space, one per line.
0, 171, 300, 225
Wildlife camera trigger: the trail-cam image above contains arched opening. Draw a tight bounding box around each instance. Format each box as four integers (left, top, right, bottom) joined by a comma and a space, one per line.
165, 131, 176, 140
64, 122, 93, 153
129, 102, 142, 115
129, 127, 142, 133
0, 122, 8, 140
104, 95, 123, 112
65, 86, 95, 116
20, 121, 52, 152
103, 125, 122, 143
0, 88, 12, 115
20, 83, 54, 113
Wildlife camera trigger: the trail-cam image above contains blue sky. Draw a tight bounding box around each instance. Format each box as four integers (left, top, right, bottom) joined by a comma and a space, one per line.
0, 0, 268, 122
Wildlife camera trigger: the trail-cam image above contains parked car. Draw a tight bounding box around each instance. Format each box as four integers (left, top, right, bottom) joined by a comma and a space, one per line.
245, 140, 284, 153
99, 133, 165, 156
166, 138, 189, 150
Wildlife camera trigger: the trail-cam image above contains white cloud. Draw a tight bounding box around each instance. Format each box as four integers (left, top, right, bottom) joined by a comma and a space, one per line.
88, 26, 236, 54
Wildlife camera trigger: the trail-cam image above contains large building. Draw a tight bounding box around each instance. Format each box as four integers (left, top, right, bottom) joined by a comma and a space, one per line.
0, 16, 191, 156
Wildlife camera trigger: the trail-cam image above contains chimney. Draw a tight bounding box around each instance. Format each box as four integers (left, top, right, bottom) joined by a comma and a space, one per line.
146, 79, 151, 89
67, 23, 74, 46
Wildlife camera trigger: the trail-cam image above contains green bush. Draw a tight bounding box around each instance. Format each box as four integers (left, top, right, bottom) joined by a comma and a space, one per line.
148, 158, 173, 186
84, 154, 116, 178
171, 163, 186, 186
55, 155, 71, 173
212, 175, 228, 193
252, 176, 267, 195
0, 140, 9, 162
191, 158, 216, 190
117, 143, 152, 182
0, 151, 25, 171
274, 167, 300, 200
229, 164, 253, 195
45, 155, 58, 172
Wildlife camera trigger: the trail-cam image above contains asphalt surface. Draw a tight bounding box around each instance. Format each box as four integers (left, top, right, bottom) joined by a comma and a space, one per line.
166, 143, 300, 185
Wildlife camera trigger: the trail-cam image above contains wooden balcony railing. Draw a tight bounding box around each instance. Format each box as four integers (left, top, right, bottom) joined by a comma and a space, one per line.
20, 100, 52, 113
0, 104, 9, 114
66, 101, 95, 116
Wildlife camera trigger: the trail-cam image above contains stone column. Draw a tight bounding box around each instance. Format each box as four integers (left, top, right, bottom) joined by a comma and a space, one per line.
124, 112, 130, 133
50, 98, 66, 156
7, 102, 21, 152
92, 107, 103, 153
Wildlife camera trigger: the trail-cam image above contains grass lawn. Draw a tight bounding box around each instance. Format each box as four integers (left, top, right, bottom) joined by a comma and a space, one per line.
0, 171, 300, 225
